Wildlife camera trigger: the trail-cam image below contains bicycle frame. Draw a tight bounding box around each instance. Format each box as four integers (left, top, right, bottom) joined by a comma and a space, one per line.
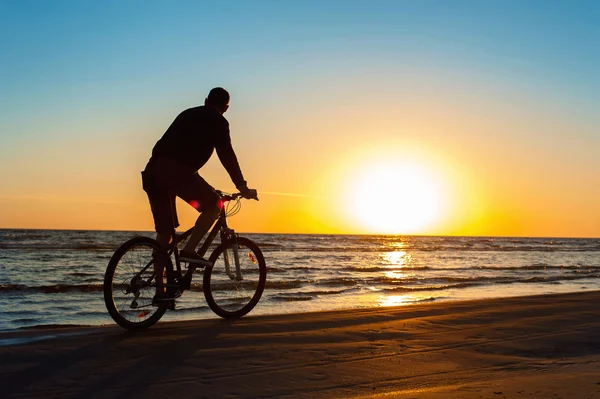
136, 195, 241, 294
171, 206, 237, 279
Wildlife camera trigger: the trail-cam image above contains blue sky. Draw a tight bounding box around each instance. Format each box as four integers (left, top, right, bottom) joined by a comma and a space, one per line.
3, 1, 598, 101
0, 1, 599, 235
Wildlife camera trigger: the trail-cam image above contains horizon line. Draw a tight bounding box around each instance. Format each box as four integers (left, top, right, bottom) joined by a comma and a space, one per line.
0, 226, 598, 240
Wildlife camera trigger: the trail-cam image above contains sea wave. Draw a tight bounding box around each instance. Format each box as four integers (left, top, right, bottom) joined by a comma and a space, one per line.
3, 269, 597, 295
0, 284, 103, 293
0, 243, 117, 251
259, 245, 600, 253
270, 295, 314, 302
2, 232, 600, 253
338, 264, 600, 272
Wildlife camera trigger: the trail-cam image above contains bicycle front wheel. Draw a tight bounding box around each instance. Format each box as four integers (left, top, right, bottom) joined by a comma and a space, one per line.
204, 237, 266, 319
103, 236, 170, 330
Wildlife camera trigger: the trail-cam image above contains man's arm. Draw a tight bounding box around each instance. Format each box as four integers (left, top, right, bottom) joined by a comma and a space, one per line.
213, 117, 258, 200
214, 120, 249, 191
216, 139, 247, 190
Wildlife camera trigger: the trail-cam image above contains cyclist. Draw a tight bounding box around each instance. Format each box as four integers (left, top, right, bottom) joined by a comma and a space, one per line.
141, 87, 258, 301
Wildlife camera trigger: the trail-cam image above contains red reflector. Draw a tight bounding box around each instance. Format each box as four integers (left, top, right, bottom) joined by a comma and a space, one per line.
137, 311, 151, 319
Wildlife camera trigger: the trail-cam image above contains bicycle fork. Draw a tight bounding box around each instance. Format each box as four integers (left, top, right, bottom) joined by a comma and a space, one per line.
223, 240, 243, 281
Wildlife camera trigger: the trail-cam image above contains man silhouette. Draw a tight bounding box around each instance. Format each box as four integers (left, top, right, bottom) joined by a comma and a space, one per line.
142, 87, 257, 300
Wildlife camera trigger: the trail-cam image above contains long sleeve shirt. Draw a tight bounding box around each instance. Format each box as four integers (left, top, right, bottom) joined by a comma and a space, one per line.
151, 106, 246, 188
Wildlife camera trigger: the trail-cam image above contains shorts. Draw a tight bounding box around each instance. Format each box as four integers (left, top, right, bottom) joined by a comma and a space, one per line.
142, 156, 219, 234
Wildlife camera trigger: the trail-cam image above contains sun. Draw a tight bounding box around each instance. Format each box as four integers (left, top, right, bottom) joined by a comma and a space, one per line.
345, 160, 445, 234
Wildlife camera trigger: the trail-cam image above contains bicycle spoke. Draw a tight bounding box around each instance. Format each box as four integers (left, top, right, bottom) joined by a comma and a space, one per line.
204, 238, 266, 318
104, 237, 170, 330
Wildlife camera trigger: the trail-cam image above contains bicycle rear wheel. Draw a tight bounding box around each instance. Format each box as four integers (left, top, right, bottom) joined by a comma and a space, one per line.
103, 236, 170, 330
204, 237, 266, 319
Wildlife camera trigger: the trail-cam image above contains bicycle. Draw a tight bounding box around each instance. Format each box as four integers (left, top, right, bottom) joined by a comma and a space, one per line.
103, 191, 267, 331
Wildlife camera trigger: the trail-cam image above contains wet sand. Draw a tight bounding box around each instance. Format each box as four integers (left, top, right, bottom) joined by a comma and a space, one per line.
1, 291, 600, 398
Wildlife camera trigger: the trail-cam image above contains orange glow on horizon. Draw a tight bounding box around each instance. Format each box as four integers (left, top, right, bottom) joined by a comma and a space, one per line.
344, 159, 446, 234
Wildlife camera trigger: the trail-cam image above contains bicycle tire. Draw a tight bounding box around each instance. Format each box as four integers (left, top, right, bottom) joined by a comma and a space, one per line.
103, 236, 170, 330
204, 237, 266, 319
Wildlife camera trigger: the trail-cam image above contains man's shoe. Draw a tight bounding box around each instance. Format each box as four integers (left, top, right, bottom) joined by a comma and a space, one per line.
179, 250, 212, 267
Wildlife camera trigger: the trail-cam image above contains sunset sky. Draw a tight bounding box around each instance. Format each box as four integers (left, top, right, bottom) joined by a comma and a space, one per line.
1, 1, 599, 237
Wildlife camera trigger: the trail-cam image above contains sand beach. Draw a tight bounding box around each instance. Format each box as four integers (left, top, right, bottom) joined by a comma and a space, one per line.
2, 290, 600, 398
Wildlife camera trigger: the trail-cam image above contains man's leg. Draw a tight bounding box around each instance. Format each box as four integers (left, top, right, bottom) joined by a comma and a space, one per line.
142, 162, 180, 298
143, 178, 178, 297
182, 202, 220, 253
154, 232, 173, 297
178, 173, 221, 257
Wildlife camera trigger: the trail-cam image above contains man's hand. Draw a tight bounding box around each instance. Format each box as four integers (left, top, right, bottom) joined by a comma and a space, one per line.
239, 186, 259, 200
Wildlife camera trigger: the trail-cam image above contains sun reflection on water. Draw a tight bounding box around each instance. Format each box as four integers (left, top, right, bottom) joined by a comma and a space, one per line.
383, 270, 407, 280
378, 295, 416, 307
375, 242, 421, 306
381, 250, 412, 267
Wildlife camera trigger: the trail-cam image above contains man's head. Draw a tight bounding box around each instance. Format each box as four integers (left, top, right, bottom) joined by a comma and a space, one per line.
205, 87, 230, 114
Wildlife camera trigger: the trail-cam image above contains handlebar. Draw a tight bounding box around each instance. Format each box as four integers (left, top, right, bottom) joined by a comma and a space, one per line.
216, 190, 258, 202
215, 190, 256, 218
219, 192, 243, 202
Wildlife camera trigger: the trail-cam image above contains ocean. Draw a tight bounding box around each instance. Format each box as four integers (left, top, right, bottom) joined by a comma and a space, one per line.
1, 229, 599, 331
